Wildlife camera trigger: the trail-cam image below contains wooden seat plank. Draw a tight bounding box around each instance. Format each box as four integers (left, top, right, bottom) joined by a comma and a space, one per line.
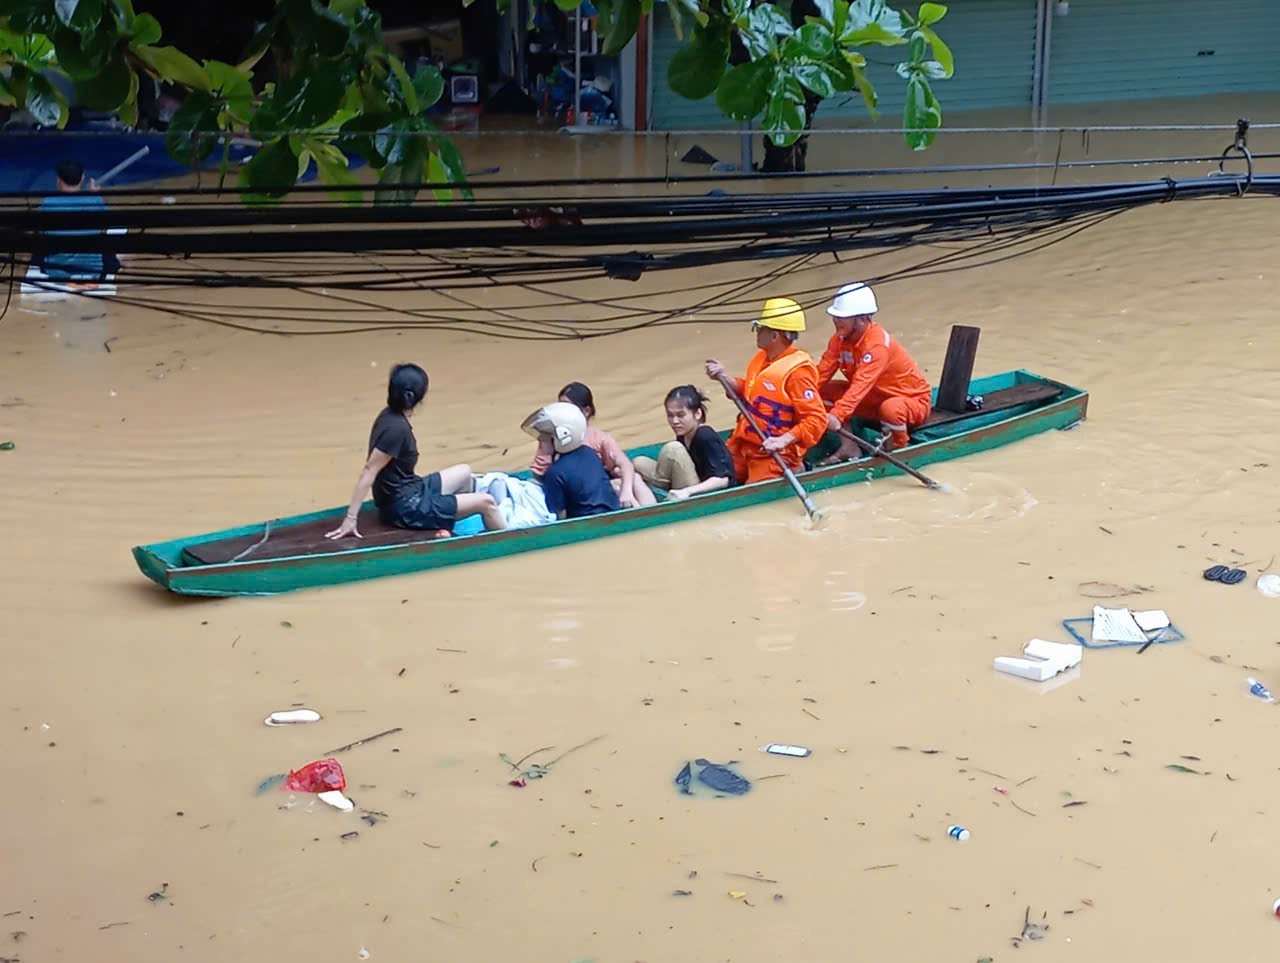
182, 508, 443, 566
920, 382, 1062, 429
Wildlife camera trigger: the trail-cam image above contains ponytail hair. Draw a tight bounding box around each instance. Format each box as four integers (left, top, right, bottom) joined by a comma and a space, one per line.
558, 381, 596, 419
665, 384, 709, 423
387, 363, 429, 412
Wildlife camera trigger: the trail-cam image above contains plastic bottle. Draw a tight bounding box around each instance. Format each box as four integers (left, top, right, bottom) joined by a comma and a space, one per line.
947, 825, 971, 841
1246, 677, 1275, 702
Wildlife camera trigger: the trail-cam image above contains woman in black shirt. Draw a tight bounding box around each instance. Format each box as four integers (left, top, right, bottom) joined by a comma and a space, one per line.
632, 385, 736, 500
325, 364, 506, 540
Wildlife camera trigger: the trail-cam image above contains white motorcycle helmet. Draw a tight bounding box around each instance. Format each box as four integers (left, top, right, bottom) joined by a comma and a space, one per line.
520, 401, 587, 454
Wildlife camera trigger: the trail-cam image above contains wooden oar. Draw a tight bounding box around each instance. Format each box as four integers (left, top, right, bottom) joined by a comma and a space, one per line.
831, 425, 942, 490
715, 373, 822, 520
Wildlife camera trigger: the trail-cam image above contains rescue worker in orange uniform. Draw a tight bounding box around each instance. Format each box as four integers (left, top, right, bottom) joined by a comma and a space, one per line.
816, 282, 933, 463
705, 297, 828, 484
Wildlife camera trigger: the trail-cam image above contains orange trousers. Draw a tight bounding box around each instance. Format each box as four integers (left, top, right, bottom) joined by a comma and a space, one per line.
820, 382, 932, 448
727, 434, 804, 484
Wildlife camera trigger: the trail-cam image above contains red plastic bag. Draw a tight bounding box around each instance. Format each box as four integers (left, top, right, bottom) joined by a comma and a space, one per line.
283, 758, 346, 793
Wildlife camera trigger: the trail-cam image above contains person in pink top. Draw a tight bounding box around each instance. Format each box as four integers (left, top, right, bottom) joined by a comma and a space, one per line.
530, 382, 657, 508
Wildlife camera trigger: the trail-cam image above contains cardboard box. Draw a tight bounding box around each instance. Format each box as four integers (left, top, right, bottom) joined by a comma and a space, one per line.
426, 19, 465, 65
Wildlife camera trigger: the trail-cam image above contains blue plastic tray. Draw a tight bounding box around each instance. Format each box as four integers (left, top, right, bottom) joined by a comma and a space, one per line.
1062, 617, 1185, 650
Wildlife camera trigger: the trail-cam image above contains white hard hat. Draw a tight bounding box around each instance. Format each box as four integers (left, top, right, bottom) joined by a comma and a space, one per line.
827, 282, 878, 317
520, 401, 587, 454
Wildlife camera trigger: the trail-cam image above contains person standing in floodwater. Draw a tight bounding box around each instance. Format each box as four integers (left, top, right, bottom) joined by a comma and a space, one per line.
37, 161, 121, 281
325, 363, 506, 540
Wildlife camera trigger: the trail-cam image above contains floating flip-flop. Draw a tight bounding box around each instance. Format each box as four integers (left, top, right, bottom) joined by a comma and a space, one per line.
1203, 565, 1247, 584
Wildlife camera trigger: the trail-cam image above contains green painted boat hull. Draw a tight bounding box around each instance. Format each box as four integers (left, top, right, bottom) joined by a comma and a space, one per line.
132, 370, 1088, 597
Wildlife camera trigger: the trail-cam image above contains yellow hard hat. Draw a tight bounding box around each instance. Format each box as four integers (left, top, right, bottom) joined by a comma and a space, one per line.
753, 297, 806, 333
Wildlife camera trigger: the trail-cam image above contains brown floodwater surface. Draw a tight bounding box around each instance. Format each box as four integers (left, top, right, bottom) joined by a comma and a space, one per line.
3, 116, 1280, 963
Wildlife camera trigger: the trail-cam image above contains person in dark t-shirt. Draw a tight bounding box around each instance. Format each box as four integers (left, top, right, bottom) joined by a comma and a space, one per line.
325, 363, 507, 540
632, 385, 736, 500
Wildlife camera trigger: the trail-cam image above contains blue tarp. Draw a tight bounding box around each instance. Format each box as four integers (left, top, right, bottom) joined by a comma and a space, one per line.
0, 129, 363, 193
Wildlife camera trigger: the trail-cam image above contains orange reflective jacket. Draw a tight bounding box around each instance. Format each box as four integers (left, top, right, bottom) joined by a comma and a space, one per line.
816, 321, 931, 424
729, 345, 827, 456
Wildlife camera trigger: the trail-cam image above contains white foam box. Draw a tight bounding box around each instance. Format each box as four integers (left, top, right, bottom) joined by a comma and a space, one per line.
993, 639, 1083, 682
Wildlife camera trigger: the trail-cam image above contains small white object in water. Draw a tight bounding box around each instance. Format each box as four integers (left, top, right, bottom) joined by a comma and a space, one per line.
264, 708, 322, 726
318, 790, 354, 812
357, 947, 370, 960
162, 196, 176, 204
1258, 574, 1280, 599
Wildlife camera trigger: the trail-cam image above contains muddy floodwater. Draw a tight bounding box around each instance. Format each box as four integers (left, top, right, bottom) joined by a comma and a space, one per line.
3, 101, 1280, 962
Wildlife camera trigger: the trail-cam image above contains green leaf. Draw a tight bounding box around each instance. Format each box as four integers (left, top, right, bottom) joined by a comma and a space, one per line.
133, 44, 211, 91
919, 24, 952, 76
667, 22, 729, 100
427, 150, 451, 202
272, 65, 348, 129
916, 1, 946, 25
51, 24, 113, 78
115, 69, 138, 126
337, 111, 392, 168
763, 73, 805, 147
909, 32, 924, 61
164, 89, 220, 166
286, 0, 350, 59
205, 59, 254, 116
902, 73, 940, 150
411, 63, 444, 110
840, 0, 907, 46
24, 69, 70, 127
128, 11, 160, 44
111, 0, 135, 21
919, 59, 947, 79
787, 22, 833, 59
850, 62, 877, 114
375, 131, 425, 205
73, 49, 132, 110
741, 5, 793, 57
388, 54, 419, 114
551, 0, 579, 12
1165, 763, 1200, 774
715, 59, 772, 120
239, 138, 299, 203
790, 63, 836, 99
4, 3, 61, 35
593, 0, 642, 56
307, 137, 362, 205
435, 138, 473, 200
236, 20, 276, 72
823, 53, 855, 92
55, 0, 104, 33
0, 72, 15, 108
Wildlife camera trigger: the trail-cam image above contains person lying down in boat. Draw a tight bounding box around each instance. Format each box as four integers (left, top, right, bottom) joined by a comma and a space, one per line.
325, 363, 507, 541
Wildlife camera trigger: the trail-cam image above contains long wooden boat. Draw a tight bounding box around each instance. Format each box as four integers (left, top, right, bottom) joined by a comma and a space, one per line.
132, 369, 1088, 597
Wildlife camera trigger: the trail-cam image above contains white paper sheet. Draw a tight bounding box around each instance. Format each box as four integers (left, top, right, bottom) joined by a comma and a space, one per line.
1132, 609, 1171, 632
1091, 605, 1148, 643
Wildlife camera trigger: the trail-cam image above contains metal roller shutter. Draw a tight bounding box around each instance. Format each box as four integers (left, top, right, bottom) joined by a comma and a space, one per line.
650, 0, 1040, 131
820, 0, 1038, 123
1046, 0, 1280, 104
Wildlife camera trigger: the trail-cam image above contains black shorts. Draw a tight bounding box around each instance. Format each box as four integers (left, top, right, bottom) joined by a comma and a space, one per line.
389, 473, 459, 531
